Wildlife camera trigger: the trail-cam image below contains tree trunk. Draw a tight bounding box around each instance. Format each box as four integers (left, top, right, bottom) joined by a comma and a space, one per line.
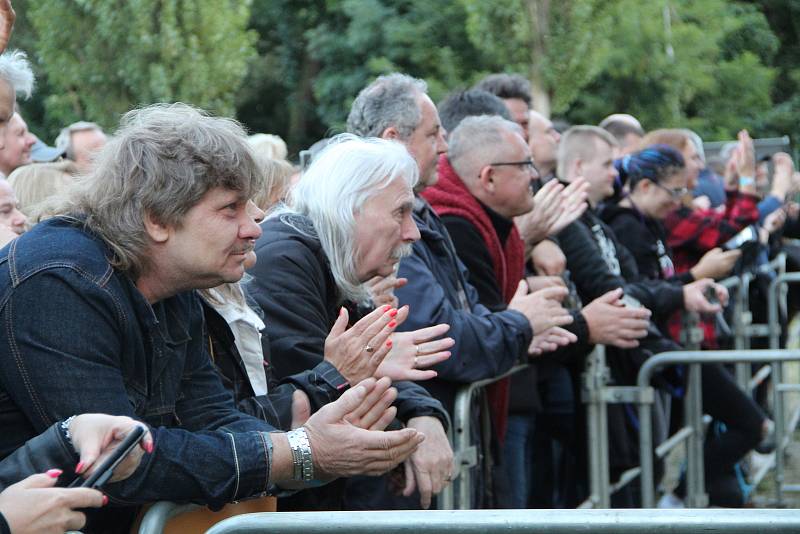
525, 0, 552, 118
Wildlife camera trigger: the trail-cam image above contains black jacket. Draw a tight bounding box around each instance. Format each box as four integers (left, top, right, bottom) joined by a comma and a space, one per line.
601, 203, 694, 287
0, 423, 80, 534
557, 208, 685, 319
246, 213, 448, 510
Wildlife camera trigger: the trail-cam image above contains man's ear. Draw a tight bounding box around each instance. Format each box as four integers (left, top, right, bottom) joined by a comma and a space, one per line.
143, 212, 170, 243
380, 126, 401, 141
478, 164, 495, 193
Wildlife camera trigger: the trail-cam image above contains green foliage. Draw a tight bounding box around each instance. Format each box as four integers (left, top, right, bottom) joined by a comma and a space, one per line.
22, 0, 256, 136
7, 0, 799, 152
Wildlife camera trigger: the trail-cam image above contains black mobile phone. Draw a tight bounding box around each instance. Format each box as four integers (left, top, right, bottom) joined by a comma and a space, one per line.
69, 425, 146, 489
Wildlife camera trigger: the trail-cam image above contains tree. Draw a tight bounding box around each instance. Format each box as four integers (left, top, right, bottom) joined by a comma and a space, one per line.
460, 0, 614, 117
23, 0, 256, 136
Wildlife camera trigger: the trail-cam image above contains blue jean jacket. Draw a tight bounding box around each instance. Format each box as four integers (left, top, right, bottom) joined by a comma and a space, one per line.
0, 217, 278, 513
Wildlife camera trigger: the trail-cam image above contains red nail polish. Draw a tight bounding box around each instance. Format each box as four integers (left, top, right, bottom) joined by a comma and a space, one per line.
382, 304, 391, 312
339, 307, 345, 316
389, 308, 398, 318
145, 442, 154, 454
75, 462, 85, 474
46, 468, 62, 478
388, 320, 396, 328
102, 495, 109, 506
386, 339, 393, 348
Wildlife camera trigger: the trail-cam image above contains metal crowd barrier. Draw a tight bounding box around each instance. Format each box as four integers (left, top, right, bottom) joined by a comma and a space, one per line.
447, 363, 529, 509
204, 509, 800, 534
637, 349, 800, 508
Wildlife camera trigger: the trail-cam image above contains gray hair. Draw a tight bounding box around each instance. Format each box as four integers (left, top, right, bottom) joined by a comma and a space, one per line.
0, 50, 34, 99
60, 103, 263, 278
448, 115, 524, 180
557, 125, 618, 179
55, 121, 104, 160
280, 133, 418, 303
346, 73, 427, 139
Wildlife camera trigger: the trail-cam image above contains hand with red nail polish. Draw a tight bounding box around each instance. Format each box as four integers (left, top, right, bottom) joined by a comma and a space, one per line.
375, 310, 454, 382
68, 414, 153, 484
0, 471, 104, 533
323, 302, 399, 384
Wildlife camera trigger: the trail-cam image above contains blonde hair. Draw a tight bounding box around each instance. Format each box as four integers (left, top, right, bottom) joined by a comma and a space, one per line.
248, 133, 288, 161
252, 156, 296, 212
7, 160, 78, 224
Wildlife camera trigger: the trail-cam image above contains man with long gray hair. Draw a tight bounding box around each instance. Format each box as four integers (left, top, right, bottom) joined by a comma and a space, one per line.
247, 134, 454, 511
0, 103, 426, 531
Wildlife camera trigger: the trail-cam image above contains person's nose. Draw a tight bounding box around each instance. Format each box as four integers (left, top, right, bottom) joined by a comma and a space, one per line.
436, 129, 448, 156
402, 213, 420, 242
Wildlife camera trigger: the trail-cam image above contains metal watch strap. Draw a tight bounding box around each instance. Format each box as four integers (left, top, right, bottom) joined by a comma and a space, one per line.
286, 427, 314, 482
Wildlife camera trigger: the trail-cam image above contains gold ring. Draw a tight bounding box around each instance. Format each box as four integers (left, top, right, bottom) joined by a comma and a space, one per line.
415, 344, 420, 356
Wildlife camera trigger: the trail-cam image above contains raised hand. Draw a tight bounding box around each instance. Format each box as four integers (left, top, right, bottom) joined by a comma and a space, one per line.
547, 177, 588, 236
323, 304, 398, 384
377, 311, 453, 381
508, 280, 573, 335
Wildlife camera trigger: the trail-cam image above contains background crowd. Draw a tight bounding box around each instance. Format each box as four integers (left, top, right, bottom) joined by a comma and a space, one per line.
0, 1, 799, 534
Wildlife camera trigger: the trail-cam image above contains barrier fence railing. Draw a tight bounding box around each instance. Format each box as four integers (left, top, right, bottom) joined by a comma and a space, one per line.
204, 509, 800, 534
137, 254, 797, 531
637, 349, 800, 508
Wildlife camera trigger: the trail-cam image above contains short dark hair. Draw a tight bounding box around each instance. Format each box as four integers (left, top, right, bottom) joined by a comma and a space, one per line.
473, 73, 531, 105
437, 89, 510, 132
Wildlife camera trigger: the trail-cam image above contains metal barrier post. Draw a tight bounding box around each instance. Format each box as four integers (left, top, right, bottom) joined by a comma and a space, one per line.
684, 362, 708, 507
583, 345, 610, 508
450, 364, 529, 509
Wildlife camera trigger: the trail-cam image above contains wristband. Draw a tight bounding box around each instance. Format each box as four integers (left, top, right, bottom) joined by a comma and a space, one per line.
286, 427, 314, 482
739, 175, 755, 188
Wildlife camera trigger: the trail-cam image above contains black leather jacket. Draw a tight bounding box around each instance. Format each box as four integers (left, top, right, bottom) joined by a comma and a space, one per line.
0, 422, 79, 534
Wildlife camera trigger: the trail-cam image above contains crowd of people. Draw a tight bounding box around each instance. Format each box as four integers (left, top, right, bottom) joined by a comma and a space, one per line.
0, 2, 799, 532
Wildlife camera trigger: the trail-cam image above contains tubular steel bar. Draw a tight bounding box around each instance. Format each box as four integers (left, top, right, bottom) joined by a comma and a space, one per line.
205, 509, 800, 534
451, 363, 528, 509
138, 501, 199, 534
768, 271, 800, 505
637, 349, 800, 508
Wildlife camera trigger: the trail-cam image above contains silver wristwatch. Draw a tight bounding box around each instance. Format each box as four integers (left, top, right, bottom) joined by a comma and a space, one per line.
286, 427, 314, 482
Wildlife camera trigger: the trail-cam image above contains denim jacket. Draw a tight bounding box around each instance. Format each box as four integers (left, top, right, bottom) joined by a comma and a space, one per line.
0, 217, 279, 528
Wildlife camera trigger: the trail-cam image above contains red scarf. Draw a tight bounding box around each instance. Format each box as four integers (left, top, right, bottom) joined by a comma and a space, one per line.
422, 154, 525, 442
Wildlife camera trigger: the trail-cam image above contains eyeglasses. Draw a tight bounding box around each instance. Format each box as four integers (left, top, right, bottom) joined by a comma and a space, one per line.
490, 159, 537, 173
654, 182, 689, 199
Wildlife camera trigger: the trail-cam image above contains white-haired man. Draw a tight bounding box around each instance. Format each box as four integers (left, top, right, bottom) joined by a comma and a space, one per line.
0, 104, 424, 531
247, 135, 454, 511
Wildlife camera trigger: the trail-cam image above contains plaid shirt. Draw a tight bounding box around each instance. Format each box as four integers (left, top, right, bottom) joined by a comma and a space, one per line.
664, 191, 760, 275
663, 190, 759, 347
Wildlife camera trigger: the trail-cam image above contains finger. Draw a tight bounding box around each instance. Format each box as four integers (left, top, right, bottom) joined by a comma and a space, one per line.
14, 472, 60, 490
350, 304, 392, 336
416, 470, 433, 509
61, 487, 106, 509
402, 460, 416, 497
369, 406, 398, 431
533, 285, 569, 301
329, 307, 350, 338
414, 350, 452, 368
62, 511, 89, 531
393, 277, 408, 290
357, 387, 398, 429
323, 379, 372, 420
364, 427, 423, 451
358, 307, 395, 342
597, 287, 624, 304
347, 377, 392, 422
411, 323, 451, 344
392, 305, 410, 328
548, 313, 574, 328
513, 279, 529, 299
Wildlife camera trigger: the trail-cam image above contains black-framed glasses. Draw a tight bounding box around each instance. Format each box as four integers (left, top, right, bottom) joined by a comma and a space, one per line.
654, 182, 689, 199
490, 159, 537, 173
